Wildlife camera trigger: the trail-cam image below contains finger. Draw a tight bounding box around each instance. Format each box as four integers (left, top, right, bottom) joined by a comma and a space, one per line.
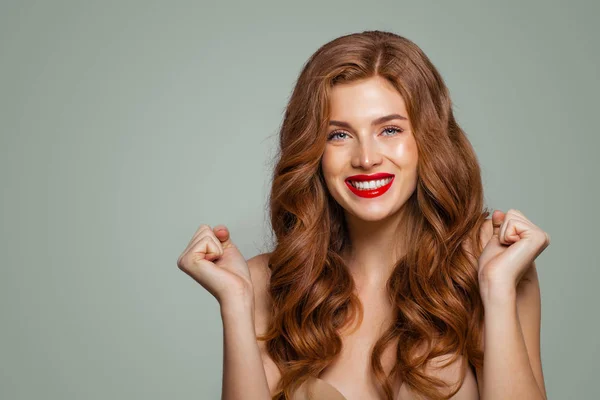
186, 224, 212, 249
500, 218, 516, 244
501, 217, 532, 245
213, 225, 236, 250
179, 236, 221, 273
191, 233, 223, 260
499, 214, 519, 245
192, 236, 222, 262
183, 227, 216, 258
512, 209, 527, 219
499, 216, 508, 243
506, 209, 528, 224
492, 210, 504, 237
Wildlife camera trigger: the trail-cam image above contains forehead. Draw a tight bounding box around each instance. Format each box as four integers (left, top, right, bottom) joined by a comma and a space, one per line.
328, 76, 408, 120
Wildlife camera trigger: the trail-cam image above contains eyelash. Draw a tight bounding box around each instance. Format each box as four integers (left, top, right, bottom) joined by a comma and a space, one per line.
327, 126, 404, 141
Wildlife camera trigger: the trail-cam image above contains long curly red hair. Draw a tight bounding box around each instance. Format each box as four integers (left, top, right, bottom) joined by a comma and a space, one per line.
259, 30, 491, 400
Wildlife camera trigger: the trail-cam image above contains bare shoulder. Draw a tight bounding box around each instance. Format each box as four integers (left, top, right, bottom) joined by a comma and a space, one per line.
461, 217, 493, 252
246, 252, 272, 291
460, 217, 493, 269
246, 252, 273, 334
246, 252, 281, 395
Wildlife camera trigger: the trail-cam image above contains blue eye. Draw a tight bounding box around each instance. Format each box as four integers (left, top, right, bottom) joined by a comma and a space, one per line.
327, 132, 349, 141
326, 126, 404, 141
382, 127, 403, 136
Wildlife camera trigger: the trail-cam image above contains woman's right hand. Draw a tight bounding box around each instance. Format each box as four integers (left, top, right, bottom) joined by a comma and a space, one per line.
176, 224, 253, 308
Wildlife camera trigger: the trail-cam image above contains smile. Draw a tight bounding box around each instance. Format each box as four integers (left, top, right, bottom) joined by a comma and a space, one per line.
345, 177, 394, 198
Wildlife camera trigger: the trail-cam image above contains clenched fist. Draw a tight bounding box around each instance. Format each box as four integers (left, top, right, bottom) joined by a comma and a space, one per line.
176, 224, 253, 307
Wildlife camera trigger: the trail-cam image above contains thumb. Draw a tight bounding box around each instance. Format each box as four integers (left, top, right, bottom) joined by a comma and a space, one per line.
491, 210, 504, 237
212, 225, 237, 250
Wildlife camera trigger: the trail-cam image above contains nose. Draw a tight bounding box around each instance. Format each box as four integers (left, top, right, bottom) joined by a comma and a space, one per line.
351, 138, 383, 170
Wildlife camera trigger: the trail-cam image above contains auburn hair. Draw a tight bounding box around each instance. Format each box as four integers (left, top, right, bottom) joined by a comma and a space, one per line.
258, 30, 491, 400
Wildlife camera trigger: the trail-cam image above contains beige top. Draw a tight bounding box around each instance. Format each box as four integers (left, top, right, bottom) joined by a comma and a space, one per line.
291, 377, 348, 400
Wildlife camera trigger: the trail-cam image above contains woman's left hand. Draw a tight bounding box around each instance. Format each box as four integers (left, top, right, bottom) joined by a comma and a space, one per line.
478, 209, 551, 293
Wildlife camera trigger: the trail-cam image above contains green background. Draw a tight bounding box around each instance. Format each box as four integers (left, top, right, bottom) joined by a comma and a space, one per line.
1, 0, 597, 398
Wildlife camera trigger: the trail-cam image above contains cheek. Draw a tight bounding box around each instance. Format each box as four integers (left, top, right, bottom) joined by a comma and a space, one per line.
391, 137, 418, 165
320, 154, 330, 178
320, 149, 341, 176
320, 151, 345, 195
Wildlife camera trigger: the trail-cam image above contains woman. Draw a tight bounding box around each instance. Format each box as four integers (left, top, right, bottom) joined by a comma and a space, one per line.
177, 31, 550, 400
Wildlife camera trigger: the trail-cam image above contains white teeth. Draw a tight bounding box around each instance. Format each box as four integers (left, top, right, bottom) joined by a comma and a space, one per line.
348, 177, 392, 190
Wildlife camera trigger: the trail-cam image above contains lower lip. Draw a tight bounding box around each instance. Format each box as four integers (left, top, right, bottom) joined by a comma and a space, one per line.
345, 177, 394, 198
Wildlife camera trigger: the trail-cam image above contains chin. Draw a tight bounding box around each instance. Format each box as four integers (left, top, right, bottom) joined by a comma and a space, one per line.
352, 213, 391, 222
345, 204, 400, 222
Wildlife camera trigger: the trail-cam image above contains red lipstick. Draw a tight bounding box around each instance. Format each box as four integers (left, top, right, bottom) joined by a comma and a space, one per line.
345, 173, 395, 198
346, 172, 394, 181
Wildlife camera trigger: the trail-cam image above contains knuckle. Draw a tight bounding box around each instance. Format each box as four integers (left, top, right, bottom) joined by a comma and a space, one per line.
200, 228, 217, 240
197, 224, 212, 235
177, 254, 189, 271
535, 230, 549, 247
202, 235, 218, 247
181, 251, 205, 270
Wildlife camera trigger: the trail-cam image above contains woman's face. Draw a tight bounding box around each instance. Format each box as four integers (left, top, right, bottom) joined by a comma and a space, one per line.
321, 76, 419, 222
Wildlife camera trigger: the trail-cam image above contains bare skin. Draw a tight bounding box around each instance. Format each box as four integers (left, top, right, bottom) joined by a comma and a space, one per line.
248, 246, 483, 400
179, 76, 545, 399
248, 76, 482, 399
321, 76, 418, 288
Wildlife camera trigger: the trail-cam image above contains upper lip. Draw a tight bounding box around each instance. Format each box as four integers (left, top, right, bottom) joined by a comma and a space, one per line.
346, 172, 395, 182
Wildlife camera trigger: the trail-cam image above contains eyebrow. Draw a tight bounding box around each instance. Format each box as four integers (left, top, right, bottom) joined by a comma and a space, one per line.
328, 113, 407, 129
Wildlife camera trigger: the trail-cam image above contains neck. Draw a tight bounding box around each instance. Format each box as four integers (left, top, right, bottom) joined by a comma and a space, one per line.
342, 207, 409, 289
